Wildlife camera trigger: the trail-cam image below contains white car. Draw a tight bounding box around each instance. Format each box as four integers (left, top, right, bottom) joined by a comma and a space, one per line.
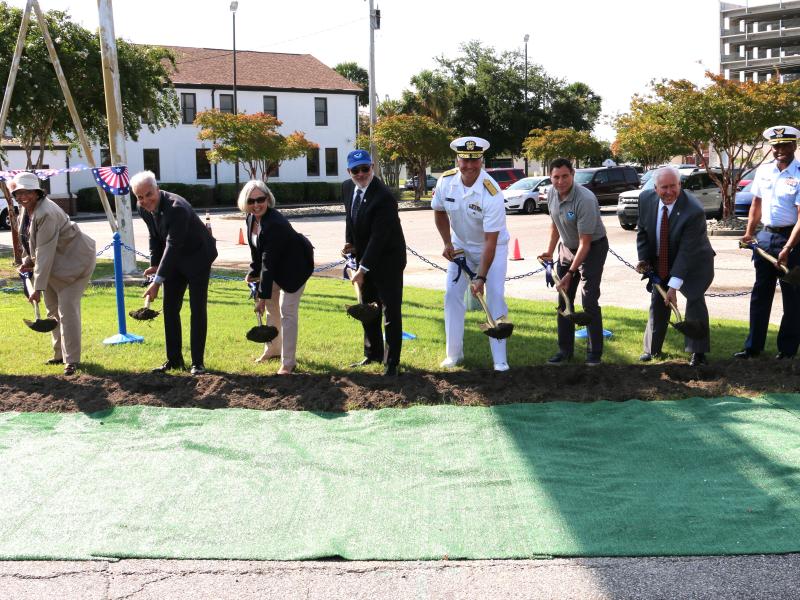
0, 195, 17, 230
503, 176, 550, 214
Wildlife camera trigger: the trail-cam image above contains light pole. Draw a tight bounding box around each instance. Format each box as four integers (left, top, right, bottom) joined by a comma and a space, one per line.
230, 1, 240, 189
523, 33, 530, 176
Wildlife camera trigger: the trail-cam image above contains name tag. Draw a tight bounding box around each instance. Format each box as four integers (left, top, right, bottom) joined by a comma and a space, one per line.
445, 197, 456, 203
468, 203, 483, 213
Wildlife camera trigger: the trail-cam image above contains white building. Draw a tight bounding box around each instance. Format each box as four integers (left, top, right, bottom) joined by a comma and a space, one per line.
2, 46, 362, 202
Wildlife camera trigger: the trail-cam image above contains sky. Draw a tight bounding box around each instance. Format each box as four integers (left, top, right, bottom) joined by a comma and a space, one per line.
6, 0, 750, 141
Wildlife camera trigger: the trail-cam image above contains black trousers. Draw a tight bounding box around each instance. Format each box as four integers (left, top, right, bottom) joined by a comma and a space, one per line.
360, 268, 404, 366
162, 267, 211, 366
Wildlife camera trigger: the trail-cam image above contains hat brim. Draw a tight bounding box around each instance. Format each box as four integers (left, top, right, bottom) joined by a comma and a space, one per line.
456, 152, 484, 159
348, 160, 372, 170
768, 137, 798, 145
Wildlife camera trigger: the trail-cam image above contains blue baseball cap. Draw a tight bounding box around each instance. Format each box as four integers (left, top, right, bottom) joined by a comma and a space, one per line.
347, 149, 372, 170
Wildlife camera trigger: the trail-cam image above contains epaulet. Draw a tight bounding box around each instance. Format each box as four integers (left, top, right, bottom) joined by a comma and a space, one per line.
442, 168, 459, 177
483, 178, 499, 196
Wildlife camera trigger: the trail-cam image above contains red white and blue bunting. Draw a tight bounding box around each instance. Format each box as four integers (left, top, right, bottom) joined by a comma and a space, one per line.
0, 164, 130, 195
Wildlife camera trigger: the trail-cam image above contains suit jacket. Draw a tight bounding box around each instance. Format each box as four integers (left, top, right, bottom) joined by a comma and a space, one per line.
342, 176, 406, 274
637, 189, 715, 298
138, 191, 217, 280
245, 208, 314, 299
20, 197, 96, 291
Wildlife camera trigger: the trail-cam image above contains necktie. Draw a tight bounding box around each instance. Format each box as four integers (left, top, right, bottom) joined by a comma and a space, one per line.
352, 189, 363, 223
658, 205, 669, 281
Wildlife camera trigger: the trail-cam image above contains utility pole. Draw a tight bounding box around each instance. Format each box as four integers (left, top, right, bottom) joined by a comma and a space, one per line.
368, 0, 381, 177
97, 0, 136, 274
523, 33, 529, 177
231, 1, 240, 190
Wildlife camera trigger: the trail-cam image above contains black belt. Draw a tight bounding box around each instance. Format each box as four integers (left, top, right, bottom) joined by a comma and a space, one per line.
566, 236, 607, 254
765, 225, 795, 235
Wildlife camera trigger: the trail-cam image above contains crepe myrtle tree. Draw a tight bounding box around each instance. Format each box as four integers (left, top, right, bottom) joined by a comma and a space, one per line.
371, 114, 454, 201
0, 2, 179, 169
523, 128, 605, 169
613, 99, 693, 171
195, 111, 317, 182
636, 73, 800, 219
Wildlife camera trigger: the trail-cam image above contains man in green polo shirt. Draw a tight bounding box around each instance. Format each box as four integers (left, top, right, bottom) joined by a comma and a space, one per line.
537, 157, 609, 366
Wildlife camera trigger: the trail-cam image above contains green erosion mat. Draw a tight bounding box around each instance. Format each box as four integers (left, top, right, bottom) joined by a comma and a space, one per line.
0, 395, 799, 560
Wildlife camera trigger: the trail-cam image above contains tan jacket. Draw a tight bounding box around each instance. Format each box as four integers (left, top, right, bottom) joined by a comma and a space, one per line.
19, 197, 96, 291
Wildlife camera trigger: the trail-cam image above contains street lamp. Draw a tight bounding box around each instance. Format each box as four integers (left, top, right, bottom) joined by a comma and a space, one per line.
230, 1, 240, 188
523, 34, 530, 176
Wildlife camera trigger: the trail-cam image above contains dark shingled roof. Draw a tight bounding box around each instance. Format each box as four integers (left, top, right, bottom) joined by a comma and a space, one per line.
160, 45, 363, 93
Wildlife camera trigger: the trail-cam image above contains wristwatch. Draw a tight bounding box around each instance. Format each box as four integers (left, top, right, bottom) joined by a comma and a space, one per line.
474, 275, 487, 283
567, 269, 578, 276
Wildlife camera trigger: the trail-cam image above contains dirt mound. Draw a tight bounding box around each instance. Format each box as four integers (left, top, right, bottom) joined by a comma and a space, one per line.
2, 360, 799, 414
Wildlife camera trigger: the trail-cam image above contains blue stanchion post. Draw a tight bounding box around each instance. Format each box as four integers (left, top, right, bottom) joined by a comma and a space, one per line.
103, 232, 144, 345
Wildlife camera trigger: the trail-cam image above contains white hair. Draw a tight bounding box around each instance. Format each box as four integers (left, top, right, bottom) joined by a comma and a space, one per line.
236, 179, 276, 212
130, 170, 158, 191
653, 166, 680, 186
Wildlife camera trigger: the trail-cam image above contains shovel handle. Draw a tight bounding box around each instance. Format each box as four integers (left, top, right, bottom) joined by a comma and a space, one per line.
353, 280, 364, 304
475, 292, 497, 329
740, 241, 790, 275
144, 296, 151, 309
653, 282, 683, 323
22, 277, 42, 319
542, 261, 577, 317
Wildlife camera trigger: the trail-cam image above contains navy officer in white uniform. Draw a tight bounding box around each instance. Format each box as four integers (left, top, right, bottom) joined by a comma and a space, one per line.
431, 136, 510, 372
735, 125, 800, 359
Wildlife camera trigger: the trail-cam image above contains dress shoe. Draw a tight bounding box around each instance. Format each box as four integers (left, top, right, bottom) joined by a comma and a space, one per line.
439, 357, 463, 369
350, 357, 380, 368
383, 364, 399, 376
190, 364, 206, 376
546, 352, 572, 366
775, 352, 796, 360
585, 354, 602, 367
45, 358, 63, 365
152, 360, 186, 373
689, 353, 707, 367
733, 349, 759, 359
493, 362, 510, 372
63, 363, 77, 376
638, 352, 662, 362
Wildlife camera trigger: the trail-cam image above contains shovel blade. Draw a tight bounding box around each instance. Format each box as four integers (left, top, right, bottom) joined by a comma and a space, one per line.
129, 307, 161, 321
346, 302, 381, 324
558, 308, 592, 326
246, 325, 279, 343
780, 267, 800, 287
24, 318, 58, 333
671, 319, 708, 341
478, 321, 514, 339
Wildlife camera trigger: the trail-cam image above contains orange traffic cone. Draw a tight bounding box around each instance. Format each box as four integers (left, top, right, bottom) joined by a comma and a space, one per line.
509, 238, 524, 261
237, 228, 246, 246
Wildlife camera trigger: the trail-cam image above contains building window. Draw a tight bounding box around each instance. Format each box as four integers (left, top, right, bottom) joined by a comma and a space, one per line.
268, 163, 280, 178
181, 93, 196, 124
306, 148, 320, 176
100, 148, 111, 167
325, 148, 338, 176
314, 97, 328, 126
143, 149, 160, 180
219, 93, 234, 114
195, 149, 211, 179
263, 95, 277, 117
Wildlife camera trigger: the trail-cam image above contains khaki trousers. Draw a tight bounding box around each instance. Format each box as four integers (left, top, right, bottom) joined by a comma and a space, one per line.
262, 282, 305, 368
43, 262, 94, 364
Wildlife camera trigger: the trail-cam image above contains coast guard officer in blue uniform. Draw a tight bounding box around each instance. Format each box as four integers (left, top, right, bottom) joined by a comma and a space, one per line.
735, 125, 800, 359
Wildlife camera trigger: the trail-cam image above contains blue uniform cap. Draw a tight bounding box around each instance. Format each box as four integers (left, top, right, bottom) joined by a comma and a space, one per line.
347, 150, 372, 170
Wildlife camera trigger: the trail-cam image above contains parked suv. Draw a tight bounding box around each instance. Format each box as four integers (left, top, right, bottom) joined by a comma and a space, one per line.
485, 168, 526, 190
574, 166, 640, 204
616, 169, 724, 230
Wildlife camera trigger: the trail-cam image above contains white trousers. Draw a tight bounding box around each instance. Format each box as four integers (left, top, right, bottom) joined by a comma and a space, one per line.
443, 244, 508, 365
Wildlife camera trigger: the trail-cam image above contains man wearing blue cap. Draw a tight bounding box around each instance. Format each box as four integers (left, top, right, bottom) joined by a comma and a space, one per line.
735, 125, 800, 360
341, 150, 407, 376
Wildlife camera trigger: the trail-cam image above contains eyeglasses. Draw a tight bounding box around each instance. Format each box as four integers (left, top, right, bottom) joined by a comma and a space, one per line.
246, 195, 268, 205
350, 165, 371, 175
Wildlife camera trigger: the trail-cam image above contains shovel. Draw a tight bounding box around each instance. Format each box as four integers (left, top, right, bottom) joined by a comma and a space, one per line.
651, 279, 708, 341
538, 258, 592, 326
20, 274, 58, 333
739, 240, 800, 286
246, 283, 279, 343
451, 249, 513, 339
129, 294, 160, 321
345, 270, 381, 325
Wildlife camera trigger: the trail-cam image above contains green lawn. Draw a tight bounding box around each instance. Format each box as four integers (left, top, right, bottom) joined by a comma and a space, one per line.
0, 255, 758, 376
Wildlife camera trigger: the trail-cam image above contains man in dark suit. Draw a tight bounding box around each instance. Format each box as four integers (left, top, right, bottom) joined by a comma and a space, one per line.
341, 150, 406, 376
132, 171, 218, 375
635, 167, 715, 366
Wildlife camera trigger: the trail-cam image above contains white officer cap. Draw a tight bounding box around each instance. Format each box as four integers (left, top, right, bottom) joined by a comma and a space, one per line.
763, 125, 800, 145
450, 136, 490, 159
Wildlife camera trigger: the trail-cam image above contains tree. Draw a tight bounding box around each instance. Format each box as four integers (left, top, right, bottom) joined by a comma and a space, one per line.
195, 111, 317, 182
613, 98, 693, 170
0, 2, 179, 168
400, 69, 454, 122
334, 61, 369, 107
523, 128, 605, 169
644, 72, 800, 218
371, 115, 454, 200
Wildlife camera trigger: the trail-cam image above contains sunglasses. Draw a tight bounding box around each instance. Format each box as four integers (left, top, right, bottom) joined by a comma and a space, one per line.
350, 165, 371, 175
247, 195, 268, 205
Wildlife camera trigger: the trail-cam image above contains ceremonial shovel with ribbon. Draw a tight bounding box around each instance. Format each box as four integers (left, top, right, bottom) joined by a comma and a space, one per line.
246, 282, 279, 343
537, 258, 591, 326
452, 249, 513, 339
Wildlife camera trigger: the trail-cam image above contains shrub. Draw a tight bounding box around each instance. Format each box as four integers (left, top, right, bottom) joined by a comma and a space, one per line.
159, 183, 215, 207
